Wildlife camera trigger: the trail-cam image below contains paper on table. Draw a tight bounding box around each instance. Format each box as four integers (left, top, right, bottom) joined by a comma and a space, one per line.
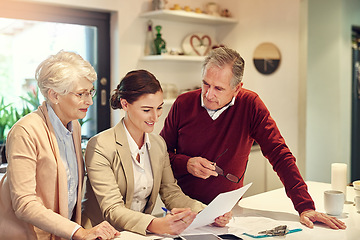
187, 182, 252, 230
228, 216, 302, 237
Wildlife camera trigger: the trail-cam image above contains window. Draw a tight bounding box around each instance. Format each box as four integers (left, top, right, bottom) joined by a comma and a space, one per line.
0, 1, 111, 139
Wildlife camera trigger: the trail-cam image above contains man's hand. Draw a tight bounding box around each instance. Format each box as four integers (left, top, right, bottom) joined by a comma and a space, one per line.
300, 210, 346, 229
213, 211, 232, 227
187, 157, 218, 179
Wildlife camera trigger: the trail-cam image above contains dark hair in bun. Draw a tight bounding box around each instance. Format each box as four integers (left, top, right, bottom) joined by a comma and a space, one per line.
110, 69, 162, 110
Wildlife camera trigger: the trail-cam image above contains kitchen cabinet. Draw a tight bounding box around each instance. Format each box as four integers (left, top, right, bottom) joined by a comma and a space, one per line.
243, 145, 283, 198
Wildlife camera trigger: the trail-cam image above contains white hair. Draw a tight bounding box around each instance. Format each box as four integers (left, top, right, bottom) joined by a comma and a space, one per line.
35, 50, 97, 100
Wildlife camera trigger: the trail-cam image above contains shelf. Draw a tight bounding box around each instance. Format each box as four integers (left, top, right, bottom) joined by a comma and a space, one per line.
140, 55, 205, 62
140, 9, 238, 25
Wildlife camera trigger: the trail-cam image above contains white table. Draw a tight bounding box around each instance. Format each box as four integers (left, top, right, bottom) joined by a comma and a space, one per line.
234, 181, 360, 240
116, 181, 360, 239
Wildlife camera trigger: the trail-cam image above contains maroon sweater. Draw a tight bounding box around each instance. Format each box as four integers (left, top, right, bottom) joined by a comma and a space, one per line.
160, 88, 315, 214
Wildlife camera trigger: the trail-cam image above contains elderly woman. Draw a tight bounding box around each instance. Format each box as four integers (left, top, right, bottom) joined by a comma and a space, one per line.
0, 51, 119, 240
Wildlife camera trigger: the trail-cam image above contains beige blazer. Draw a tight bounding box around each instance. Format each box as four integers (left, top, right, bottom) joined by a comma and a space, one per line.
0, 102, 84, 240
82, 119, 205, 235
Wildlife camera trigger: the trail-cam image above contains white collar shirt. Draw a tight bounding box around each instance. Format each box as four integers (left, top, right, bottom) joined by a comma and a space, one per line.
47, 103, 78, 220
201, 96, 236, 120
123, 121, 154, 212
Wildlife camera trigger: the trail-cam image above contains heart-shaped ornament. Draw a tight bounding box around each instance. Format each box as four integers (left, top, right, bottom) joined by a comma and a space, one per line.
189, 34, 212, 56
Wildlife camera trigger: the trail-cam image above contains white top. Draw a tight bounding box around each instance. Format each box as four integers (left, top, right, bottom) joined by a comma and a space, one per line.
123, 121, 154, 212
47, 103, 78, 219
201, 96, 235, 120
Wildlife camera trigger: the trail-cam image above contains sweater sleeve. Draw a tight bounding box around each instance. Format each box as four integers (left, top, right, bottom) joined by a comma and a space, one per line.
250, 96, 315, 214
7, 123, 79, 239
160, 98, 191, 178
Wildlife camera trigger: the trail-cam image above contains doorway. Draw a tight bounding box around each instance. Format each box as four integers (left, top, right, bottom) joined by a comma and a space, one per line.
351, 26, 360, 182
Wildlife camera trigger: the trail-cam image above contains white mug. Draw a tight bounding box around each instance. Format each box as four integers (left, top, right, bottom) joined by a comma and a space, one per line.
355, 196, 360, 212
324, 190, 344, 216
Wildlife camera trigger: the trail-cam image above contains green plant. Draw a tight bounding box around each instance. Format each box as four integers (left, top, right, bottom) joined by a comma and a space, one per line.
20, 88, 40, 111
78, 118, 91, 126
6, 105, 32, 130
0, 89, 40, 143
0, 97, 12, 143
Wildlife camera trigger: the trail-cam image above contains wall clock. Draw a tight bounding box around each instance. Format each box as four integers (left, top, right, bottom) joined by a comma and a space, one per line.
253, 43, 281, 75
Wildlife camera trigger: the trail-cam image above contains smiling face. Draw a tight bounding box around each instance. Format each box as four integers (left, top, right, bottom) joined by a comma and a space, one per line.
50, 77, 94, 126
121, 91, 164, 141
201, 64, 242, 110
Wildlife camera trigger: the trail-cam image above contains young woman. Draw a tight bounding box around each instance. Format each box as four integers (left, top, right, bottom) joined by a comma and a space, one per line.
0, 51, 119, 240
81, 69, 231, 236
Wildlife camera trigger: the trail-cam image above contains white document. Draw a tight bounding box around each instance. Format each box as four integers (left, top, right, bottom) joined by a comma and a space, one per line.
187, 182, 252, 230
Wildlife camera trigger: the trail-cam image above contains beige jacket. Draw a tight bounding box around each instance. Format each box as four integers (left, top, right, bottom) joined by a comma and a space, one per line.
82, 119, 205, 235
0, 102, 84, 240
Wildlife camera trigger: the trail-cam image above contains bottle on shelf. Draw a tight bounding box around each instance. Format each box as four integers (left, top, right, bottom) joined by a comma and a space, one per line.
154, 25, 166, 55
144, 20, 156, 56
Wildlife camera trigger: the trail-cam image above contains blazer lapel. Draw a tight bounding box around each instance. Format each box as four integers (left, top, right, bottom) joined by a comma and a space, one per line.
145, 134, 162, 213
114, 119, 135, 208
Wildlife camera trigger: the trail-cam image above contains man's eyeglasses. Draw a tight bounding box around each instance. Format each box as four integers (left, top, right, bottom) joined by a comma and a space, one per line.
214, 165, 241, 183
69, 88, 96, 100
213, 148, 246, 183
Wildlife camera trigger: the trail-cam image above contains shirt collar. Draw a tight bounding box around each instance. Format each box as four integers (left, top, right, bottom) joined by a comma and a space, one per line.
47, 103, 73, 138
201, 95, 236, 112
122, 120, 151, 157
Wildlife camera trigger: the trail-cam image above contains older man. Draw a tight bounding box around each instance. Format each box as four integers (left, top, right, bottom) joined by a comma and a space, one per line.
160, 47, 345, 230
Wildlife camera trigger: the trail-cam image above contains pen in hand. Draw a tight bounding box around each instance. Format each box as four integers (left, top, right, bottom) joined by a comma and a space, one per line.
161, 207, 187, 224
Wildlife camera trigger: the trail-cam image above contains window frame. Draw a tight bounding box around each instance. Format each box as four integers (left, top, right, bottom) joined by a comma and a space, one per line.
0, 0, 111, 133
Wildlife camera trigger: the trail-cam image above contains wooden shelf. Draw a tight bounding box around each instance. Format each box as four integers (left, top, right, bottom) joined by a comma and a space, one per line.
140, 55, 205, 62
140, 9, 238, 25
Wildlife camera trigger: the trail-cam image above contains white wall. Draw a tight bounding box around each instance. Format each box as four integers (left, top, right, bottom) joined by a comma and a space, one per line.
10, 0, 359, 184
305, 0, 360, 183
12, 0, 303, 176
221, 0, 303, 180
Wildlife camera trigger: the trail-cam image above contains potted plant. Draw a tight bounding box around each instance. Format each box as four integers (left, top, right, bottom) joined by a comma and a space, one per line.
0, 98, 11, 143
0, 97, 12, 164
0, 89, 40, 164
1, 88, 93, 163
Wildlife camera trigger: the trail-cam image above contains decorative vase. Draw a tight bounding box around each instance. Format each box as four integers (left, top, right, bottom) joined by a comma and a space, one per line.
154, 25, 166, 55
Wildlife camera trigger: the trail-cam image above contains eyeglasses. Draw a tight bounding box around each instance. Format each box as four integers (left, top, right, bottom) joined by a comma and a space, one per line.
214, 165, 241, 183
213, 148, 246, 183
69, 88, 96, 100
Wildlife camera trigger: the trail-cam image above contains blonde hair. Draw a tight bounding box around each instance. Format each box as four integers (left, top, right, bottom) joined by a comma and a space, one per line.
35, 50, 97, 100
